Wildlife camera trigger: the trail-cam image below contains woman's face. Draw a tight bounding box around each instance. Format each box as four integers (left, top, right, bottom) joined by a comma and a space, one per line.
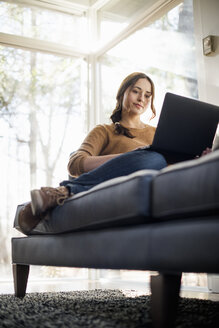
122, 78, 152, 116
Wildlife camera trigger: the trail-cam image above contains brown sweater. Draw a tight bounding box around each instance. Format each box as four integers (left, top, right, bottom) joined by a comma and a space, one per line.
68, 123, 156, 177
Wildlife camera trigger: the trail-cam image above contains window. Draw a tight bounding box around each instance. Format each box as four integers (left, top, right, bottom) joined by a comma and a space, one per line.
0, 2, 88, 281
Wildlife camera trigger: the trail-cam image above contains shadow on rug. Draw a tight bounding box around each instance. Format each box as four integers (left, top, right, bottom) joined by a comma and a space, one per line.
0, 289, 219, 327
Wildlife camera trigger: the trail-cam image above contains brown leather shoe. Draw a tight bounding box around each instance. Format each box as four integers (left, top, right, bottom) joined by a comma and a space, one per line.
18, 202, 43, 234
31, 186, 69, 215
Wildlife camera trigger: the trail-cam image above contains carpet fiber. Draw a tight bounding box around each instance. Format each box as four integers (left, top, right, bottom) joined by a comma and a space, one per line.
0, 289, 219, 327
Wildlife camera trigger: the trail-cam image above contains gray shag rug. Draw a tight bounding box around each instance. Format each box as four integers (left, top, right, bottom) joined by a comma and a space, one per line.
0, 289, 219, 328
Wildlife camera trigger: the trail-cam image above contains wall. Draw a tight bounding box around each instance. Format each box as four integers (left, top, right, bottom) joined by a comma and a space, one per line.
193, 0, 219, 105
193, 0, 219, 106
193, 0, 219, 148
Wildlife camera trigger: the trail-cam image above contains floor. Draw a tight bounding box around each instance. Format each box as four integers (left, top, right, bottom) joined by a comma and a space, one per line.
1, 265, 218, 300
1, 278, 219, 301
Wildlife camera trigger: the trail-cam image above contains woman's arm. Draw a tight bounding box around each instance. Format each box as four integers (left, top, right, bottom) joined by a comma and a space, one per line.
83, 153, 121, 172
68, 125, 122, 176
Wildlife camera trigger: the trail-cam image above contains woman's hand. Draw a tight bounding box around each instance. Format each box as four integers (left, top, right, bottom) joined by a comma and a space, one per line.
83, 154, 122, 172
133, 145, 150, 151
201, 147, 212, 157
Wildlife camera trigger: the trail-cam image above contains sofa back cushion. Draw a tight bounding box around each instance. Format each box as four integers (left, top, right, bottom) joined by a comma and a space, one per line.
152, 150, 219, 218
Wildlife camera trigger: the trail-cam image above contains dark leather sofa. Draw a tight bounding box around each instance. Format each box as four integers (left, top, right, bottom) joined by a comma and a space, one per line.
12, 150, 219, 328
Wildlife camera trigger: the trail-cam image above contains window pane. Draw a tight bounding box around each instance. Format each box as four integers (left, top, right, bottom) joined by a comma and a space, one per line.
0, 1, 87, 47
98, 0, 156, 43
99, 0, 198, 125
0, 45, 87, 280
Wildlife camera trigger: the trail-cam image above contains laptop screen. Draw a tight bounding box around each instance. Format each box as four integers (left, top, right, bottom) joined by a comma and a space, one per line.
151, 93, 219, 161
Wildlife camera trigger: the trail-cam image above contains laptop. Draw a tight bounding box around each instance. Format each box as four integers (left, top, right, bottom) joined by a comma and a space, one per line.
148, 92, 219, 163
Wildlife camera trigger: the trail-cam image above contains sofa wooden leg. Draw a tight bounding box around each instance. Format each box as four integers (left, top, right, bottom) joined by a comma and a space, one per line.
13, 264, 30, 298
150, 272, 182, 328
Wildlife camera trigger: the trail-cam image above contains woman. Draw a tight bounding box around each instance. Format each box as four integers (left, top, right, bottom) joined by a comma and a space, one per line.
19, 72, 168, 234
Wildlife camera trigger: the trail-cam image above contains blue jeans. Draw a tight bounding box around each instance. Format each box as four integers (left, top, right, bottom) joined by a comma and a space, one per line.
60, 149, 167, 195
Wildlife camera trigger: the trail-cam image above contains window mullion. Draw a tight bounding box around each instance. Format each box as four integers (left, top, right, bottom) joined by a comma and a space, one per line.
87, 7, 101, 130
0, 32, 87, 58
2, 0, 87, 15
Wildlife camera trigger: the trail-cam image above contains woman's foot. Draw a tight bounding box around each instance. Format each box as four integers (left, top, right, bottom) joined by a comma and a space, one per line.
18, 203, 43, 234
31, 186, 70, 215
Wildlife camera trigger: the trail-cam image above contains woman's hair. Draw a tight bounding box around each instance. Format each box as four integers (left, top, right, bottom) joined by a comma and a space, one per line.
110, 72, 156, 138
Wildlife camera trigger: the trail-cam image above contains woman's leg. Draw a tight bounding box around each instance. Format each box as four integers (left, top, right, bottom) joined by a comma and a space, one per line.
60, 149, 167, 194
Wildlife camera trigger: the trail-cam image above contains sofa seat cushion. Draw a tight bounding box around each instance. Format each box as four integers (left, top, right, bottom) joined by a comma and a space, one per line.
14, 169, 158, 235
152, 150, 219, 218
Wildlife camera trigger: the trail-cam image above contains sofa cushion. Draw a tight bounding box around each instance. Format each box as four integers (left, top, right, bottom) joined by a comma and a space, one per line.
152, 150, 219, 218
14, 169, 158, 235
